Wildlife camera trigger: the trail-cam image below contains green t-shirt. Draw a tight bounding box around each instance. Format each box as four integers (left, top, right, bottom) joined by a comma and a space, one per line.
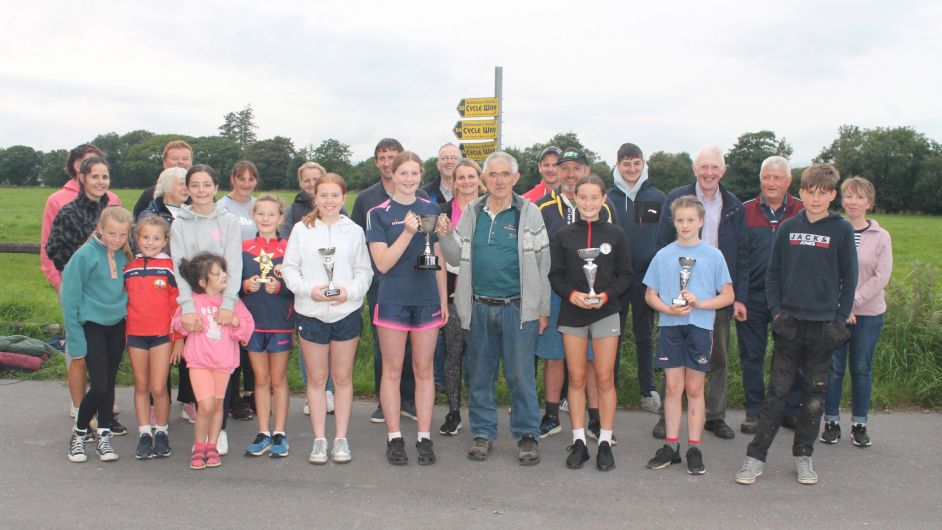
472, 206, 520, 298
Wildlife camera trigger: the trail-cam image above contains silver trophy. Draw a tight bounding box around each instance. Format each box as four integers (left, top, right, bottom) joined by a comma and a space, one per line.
318, 247, 341, 297
672, 257, 697, 306
415, 214, 441, 270
577, 247, 601, 305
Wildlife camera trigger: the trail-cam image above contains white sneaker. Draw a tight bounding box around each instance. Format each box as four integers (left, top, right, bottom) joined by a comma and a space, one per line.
216, 430, 229, 455
735, 456, 764, 485
640, 391, 662, 414
332, 438, 351, 463
559, 399, 569, 414
181, 403, 197, 424
309, 438, 328, 464
326, 391, 335, 414
303, 400, 310, 416
795, 456, 818, 485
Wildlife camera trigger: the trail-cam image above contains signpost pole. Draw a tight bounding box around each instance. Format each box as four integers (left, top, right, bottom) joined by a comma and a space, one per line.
495, 66, 503, 151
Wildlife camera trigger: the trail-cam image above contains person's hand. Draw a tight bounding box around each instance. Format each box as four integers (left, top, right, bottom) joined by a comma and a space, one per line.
216, 308, 234, 326
733, 301, 748, 321
244, 276, 261, 293
330, 287, 349, 305
847, 314, 857, 325
440, 302, 449, 326
569, 291, 596, 310
181, 313, 201, 333
669, 300, 693, 317
436, 215, 453, 237
538, 315, 549, 335
169, 339, 184, 364
679, 289, 698, 308
263, 279, 278, 294
403, 211, 419, 235
230, 315, 240, 328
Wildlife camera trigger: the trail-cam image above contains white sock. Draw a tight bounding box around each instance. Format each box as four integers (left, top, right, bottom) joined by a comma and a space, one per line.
417, 431, 430, 441
599, 429, 613, 444
155, 425, 169, 434
273, 431, 285, 437
387, 431, 402, 442
138, 425, 152, 435
98, 428, 109, 436
70, 404, 79, 417
572, 428, 586, 443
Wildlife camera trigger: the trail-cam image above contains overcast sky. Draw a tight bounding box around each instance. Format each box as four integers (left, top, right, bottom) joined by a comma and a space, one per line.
3, 0, 941, 167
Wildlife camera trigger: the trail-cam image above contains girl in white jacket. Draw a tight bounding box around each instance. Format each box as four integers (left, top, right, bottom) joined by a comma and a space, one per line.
282, 173, 373, 464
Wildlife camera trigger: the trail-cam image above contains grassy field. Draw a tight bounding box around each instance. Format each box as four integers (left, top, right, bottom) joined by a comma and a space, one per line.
1, 186, 939, 409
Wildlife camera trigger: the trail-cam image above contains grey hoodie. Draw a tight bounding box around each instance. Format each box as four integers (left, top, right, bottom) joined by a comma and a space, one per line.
170, 203, 244, 314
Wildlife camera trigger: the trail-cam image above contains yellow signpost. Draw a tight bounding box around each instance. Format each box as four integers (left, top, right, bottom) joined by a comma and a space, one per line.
452, 120, 498, 141
456, 97, 500, 118
459, 141, 497, 161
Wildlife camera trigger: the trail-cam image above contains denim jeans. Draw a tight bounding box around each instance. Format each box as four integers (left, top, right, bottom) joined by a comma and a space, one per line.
825, 314, 884, 423
465, 300, 541, 441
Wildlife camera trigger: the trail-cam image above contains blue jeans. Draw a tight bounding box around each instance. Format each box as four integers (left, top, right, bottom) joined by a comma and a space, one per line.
465, 300, 541, 441
824, 314, 884, 423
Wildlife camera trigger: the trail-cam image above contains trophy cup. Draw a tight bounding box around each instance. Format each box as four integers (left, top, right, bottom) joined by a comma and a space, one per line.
318, 247, 341, 297
577, 248, 601, 305
672, 257, 697, 306
415, 214, 441, 270
254, 250, 274, 283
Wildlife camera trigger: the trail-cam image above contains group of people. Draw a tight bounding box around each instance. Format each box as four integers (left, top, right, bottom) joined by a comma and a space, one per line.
41, 135, 892, 485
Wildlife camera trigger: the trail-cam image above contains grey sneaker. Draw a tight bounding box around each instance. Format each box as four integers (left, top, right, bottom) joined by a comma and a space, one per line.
96, 432, 119, 461
332, 438, 351, 463
517, 435, 540, 466
640, 391, 661, 414
68, 430, 88, 463
369, 405, 385, 423
309, 438, 328, 464
467, 437, 492, 461
735, 456, 764, 485
795, 456, 818, 485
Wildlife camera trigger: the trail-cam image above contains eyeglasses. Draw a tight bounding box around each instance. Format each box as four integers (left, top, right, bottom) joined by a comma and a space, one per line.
440, 156, 460, 162
486, 171, 513, 180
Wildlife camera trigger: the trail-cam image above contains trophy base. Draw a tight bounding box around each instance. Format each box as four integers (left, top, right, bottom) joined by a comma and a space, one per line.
323, 288, 341, 297
416, 255, 441, 270
256, 278, 271, 284
585, 297, 600, 305
671, 297, 688, 306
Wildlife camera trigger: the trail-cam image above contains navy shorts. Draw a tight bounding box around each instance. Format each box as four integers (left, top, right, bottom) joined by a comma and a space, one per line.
297, 311, 363, 345
656, 325, 713, 373
244, 331, 293, 353
127, 334, 171, 350
373, 303, 442, 332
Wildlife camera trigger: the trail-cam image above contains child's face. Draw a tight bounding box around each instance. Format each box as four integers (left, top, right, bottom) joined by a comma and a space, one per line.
99, 220, 130, 253
252, 200, 284, 235
393, 161, 421, 196
799, 186, 837, 218
617, 157, 645, 185
315, 182, 344, 218
299, 169, 321, 196
673, 206, 704, 243
187, 172, 218, 206
201, 263, 228, 294
574, 183, 606, 221
136, 224, 166, 257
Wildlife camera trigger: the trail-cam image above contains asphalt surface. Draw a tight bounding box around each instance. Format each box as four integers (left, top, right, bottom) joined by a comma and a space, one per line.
1, 379, 940, 528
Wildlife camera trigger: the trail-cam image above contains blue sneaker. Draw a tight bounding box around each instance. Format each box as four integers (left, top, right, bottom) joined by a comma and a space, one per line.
270, 433, 289, 458
244, 433, 272, 456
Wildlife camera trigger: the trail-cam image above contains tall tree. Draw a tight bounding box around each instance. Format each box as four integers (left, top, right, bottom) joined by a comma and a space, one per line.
241, 136, 295, 191
39, 149, 69, 187
312, 138, 353, 174
218, 104, 258, 147
724, 130, 794, 200
189, 136, 242, 181
0, 145, 42, 185
647, 151, 694, 193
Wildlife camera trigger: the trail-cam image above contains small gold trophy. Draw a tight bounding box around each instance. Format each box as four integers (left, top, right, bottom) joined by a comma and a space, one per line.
254, 250, 275, 284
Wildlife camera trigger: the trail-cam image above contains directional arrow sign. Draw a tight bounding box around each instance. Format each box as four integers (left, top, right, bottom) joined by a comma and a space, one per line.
460, 141, 497, 161
453, 120, 498, 140
456, 97, 500, 118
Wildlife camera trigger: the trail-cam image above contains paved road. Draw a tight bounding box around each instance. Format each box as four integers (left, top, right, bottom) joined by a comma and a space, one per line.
1, 379, 939, 528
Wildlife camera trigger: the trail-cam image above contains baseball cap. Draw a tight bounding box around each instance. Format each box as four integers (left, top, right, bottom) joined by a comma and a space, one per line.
538, 146, 562, 162
557, 147, 589, 166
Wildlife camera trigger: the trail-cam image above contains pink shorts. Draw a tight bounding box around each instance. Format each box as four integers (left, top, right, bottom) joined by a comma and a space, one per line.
189, 368, 230, 402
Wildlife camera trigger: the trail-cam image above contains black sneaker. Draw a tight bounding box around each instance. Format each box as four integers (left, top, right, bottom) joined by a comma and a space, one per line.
596, 441, 615, 472
586, 420, 618, 446
400, 400, 418, 421
565, 439, 590, 469
781, 415, 798, 431
68, 430, 88, 462
439, 410, 462, 436
741, 415, 759, 435
704, 419, 735, 439
646, 444, 681, 470
540, 413, 561, 438
369, 405, 385, 423
686, 446, 705, 475
851, 424, 871, 447
386, 437, 408, 465
109, 417, 128, 436
135, 432, 155, 460
517, 435, 541, 466
819, 421, 841, 444
652, 417, 666, 439
153, 431, 171, 457
416, 438, 436, 465
229, 402, 254, 421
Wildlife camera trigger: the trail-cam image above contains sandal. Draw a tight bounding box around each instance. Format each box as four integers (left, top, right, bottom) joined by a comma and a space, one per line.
190, 446, 207, 470
205, 447, 222, 468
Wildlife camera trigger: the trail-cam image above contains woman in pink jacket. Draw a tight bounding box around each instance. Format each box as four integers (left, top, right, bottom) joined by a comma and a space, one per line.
820, 177, 892, 448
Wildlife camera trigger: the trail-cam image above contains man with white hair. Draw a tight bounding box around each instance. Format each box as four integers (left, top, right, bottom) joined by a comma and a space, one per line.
651, 145, 748, 441
421, 143, 460, 207
438, 151, 551, 465
736, 156, 804, 434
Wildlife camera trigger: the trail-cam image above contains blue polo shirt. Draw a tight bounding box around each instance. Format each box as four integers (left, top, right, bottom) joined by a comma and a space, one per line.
471, 205, 520, 298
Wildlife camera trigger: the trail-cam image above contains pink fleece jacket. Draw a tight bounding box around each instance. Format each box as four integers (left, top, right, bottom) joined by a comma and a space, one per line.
172, 294, 255, 372
41, 179, 121, 290
853, 219, 892, 316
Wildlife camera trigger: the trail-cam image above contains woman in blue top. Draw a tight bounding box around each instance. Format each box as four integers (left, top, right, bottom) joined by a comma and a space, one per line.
366, 151, 448, 466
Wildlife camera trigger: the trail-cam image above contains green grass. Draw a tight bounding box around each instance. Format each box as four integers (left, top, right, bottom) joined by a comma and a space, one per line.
1, 186, 940, 409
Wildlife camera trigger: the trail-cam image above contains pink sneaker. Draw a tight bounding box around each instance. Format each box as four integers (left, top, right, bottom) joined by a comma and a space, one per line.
182, 403, 197, 424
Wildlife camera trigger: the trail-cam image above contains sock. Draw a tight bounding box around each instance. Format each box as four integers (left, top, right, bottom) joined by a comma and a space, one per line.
417, 431, 431, 442
70, 404, 79, 417
155, 425, 169, 434
688, 439, 701, 447
138, 425, 152, 436
74, 427, 87, 435
260, 431, 272, 437
387, 431, 402, 442
588, 408, 600, 422
599, 429, 613, 444
666, 437, 679, 452
273, 431, 285, 437
545, 402, 559, 416
572, 428, 586, 443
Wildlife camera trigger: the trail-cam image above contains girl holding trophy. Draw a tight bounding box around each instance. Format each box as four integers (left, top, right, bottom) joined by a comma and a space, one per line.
282, 174, 373, 464
366, 151, 448, 466
549, 175, 633, 472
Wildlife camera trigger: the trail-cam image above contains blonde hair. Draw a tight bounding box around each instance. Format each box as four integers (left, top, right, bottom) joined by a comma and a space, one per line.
253, 194, 285, 215
98, 206, 134, 261
670, 195, 705, 220
841, 176, 876, 206
297, 161, 326, 182
134, 215, 170, 253
302, 173, 347, 227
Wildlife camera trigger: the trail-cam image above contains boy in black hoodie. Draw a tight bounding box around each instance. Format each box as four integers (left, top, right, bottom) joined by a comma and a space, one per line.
735, 163, 857, 486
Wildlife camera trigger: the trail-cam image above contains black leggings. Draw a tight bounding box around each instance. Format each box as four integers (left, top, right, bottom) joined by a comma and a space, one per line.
76, 320, 126, 432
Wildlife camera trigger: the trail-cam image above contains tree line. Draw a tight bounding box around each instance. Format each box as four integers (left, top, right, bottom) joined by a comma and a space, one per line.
1, 104, 940, 214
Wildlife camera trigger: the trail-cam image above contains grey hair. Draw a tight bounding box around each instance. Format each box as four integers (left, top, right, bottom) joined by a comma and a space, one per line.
438, 143, 459, 154
483, 151, 519, 174
154, 167, 187, 199
760, 155, 791, 176
694, 145, 726, 167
